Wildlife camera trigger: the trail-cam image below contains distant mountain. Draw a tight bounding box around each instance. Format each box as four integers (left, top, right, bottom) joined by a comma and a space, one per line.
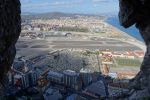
21, 12, 38, 15
21, 12, 105, 20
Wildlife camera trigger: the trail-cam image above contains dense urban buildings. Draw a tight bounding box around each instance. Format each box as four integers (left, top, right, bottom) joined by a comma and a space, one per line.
5, 14, 145, 99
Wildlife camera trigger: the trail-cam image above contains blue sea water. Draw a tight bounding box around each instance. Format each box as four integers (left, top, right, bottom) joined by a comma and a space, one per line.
106, 17, 143, 42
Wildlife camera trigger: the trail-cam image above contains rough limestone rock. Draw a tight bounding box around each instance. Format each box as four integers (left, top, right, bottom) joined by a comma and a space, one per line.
0, 0, 21, 89
119, 0, 150, 98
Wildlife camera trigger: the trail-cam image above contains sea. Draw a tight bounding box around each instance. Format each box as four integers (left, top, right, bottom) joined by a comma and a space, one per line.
106, 16, 144, 42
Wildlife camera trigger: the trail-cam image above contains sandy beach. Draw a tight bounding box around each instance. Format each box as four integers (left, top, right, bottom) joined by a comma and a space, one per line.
105, 22, 146, 52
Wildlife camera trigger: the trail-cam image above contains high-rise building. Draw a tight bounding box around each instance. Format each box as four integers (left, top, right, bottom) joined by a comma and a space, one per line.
13, 59, 30, 73
28, 71, 38, 86
13, 73, 30, 89
21, 73, 30, 89
80, 68, 92, 88
14, 74, 22, 87
47, 70, 64, 84
63, 70, 78, 87
13, 71, 38, 89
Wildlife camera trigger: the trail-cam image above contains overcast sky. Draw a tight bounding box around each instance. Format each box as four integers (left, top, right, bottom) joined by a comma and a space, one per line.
21, 0, 119, 15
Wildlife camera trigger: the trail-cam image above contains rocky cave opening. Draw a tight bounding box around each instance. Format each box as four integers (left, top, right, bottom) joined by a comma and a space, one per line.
0, 0, 150, 99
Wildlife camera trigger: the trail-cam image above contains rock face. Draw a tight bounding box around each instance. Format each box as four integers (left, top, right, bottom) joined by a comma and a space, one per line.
119, 0, 150, 98
0, 0, 149, 98
0, 0, 21, 87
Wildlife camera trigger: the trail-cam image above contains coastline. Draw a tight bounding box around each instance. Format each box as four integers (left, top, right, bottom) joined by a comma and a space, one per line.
104, 21, 146, 52
106, 17, 143, 41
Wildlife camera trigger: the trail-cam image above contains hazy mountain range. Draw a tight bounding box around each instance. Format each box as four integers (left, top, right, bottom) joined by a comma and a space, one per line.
21, 12, 106, 20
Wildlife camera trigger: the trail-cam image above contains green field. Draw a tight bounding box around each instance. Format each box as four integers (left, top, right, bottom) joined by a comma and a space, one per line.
113, 57, 141, 67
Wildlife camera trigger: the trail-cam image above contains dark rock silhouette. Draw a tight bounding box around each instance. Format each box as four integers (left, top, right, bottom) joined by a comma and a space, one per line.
0, 0, 150, 98
119, 0, 150, 98
0, 0, 21, 88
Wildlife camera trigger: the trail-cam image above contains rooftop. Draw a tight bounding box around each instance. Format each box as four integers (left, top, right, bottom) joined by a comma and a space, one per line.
63, 70, 77, 76
84, 80, 107, 97
47, 70, 64, 78
80, 68, 92, 73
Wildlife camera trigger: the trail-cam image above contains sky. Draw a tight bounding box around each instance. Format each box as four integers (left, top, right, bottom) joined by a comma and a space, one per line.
21, 0, 119, 15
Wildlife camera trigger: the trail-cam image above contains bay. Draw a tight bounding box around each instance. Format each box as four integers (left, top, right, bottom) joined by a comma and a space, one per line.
106, 17, 143, 42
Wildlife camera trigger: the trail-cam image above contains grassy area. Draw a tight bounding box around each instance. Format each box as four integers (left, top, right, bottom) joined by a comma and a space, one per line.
113, 57, 141, 67
81, 50, 102, 56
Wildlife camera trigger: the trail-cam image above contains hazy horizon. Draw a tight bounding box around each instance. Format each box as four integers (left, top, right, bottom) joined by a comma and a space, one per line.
21, 0, 119, 15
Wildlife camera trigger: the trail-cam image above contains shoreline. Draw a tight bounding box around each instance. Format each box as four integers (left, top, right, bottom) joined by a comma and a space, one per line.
104, 21, 146, 52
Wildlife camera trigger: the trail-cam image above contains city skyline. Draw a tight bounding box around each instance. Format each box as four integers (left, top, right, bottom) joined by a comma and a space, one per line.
21, 0, 119, 15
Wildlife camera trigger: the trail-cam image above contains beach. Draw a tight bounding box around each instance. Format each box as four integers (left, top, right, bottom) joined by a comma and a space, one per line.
104, 19, 146, 52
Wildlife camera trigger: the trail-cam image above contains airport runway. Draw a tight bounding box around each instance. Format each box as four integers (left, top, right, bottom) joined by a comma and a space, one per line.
16, 38, 142, 53
52, 45, 140, 51
51, 40, 141, 51
15, 37, 143, 60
